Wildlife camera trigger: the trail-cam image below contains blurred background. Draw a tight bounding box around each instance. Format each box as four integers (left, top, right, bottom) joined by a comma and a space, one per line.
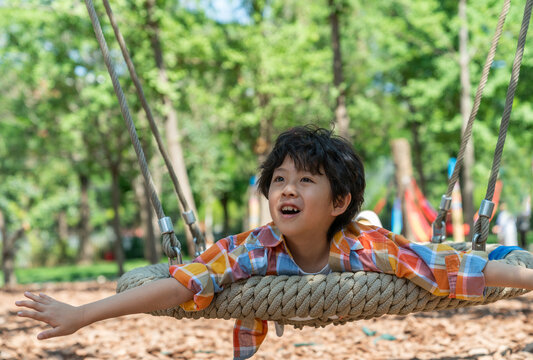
2, 0, 533, 286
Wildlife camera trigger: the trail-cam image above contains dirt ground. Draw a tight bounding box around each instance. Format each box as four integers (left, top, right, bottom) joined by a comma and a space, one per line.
1, 280, 532, 360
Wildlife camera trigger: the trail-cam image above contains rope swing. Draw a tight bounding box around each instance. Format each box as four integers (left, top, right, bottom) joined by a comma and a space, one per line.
84, 0, 533, 327
117, 245, 532, 328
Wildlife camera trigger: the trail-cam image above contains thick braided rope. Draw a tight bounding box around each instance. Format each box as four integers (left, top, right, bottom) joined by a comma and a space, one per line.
484, 0, 533, 202
434, 0, 510, 228
101, 0, 204, 253
472, 0, 533, 245
117, 246, 532, 329
84, 0, 180, 255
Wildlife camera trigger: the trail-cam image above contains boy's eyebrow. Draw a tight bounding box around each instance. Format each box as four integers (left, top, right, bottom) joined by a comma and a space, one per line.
274, 167, 320, 176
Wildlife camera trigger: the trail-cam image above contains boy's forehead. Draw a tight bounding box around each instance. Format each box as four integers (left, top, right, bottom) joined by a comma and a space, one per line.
275, 155, 324, 174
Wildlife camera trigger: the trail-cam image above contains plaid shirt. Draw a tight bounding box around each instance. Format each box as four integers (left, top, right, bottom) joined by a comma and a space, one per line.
169, 221, 488, 359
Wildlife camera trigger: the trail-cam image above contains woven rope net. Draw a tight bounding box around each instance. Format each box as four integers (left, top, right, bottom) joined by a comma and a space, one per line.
117, 244, 532, 329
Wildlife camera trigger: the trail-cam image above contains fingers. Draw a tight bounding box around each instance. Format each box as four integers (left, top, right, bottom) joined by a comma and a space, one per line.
37, 293, 55, 302
15, 292, 55, 322
15, 299, 44, 312
38, 327, 62, 340
16, 309, 49, 323
15, 291, 59, 311
24, 291, 50, 303
14, 291, 79, 341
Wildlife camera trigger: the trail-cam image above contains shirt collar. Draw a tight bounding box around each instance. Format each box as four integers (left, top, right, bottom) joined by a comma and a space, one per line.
332, 221, 364, 255
256, 223, 284, 248
257, 222, 365, 255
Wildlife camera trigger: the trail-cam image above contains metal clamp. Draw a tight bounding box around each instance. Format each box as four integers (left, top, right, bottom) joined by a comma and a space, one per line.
168, 246, 183, 265
158, 217, 174, 234
182, 210, 196, 225
478, 199, 495, 218
439, 195, 452, 211
431, 220, 447, 243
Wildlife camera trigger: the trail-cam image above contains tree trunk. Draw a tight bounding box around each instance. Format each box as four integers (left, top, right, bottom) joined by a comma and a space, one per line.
391, 139, 415, 241
204, 199, 215, 246
409, 119, 427, 195
150, 156, 163, 256
1, 211, 25, 288
459, 0, 475, 240
220, 192, 230, 237
255, 112, 273, 226
329, 0, 350, 139
77, 173, 93, 264
246, 180, 261, 231
145, 0, 198, 257
57, 211, 69, 261
110, 164, 125, 276
134, 176, 159, 264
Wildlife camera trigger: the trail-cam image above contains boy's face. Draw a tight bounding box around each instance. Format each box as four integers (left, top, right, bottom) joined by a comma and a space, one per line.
268, 156, 347, 242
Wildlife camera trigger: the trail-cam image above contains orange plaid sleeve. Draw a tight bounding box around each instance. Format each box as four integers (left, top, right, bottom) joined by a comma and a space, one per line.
169, 262, 214, 311
169, 230, 256, 311
356, 226, 488, 300
334, 223, 489, 300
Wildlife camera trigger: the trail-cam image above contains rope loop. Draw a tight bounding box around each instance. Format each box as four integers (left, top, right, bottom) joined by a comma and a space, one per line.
471, 199, 495, 251
163, 233, 183, 264
431, 196, 451, 243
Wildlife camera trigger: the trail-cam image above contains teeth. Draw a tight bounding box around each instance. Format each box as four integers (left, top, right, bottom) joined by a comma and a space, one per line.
281, 206, 300, 214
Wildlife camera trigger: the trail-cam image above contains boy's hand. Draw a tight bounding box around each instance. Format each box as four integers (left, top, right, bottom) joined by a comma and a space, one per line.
15, 291, 84, 340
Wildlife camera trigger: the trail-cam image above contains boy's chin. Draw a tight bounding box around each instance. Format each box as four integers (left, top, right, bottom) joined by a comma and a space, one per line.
275, 224, 295, 236
276, 225, 305, 240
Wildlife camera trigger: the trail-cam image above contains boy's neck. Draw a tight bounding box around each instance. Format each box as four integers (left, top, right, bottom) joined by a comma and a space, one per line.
284, 233, 331, 273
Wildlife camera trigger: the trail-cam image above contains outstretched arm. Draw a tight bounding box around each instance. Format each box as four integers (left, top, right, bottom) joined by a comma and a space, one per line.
15, 277, 193, 340
484, 260, 533, 290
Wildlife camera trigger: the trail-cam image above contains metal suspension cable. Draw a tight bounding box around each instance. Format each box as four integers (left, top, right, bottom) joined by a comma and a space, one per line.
101, 0, 205, 256
472, 0, 533, 250
84, 0, 182, 260
432, 0, 511, 242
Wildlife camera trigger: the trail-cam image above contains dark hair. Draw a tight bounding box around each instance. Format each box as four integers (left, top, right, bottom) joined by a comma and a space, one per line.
257, 125, 365, 240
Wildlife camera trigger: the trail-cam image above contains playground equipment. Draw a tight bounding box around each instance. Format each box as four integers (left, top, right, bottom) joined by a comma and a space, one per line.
83, 0, 533, 328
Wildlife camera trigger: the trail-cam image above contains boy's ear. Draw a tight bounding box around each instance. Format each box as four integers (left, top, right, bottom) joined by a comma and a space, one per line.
331, 193, 352, 217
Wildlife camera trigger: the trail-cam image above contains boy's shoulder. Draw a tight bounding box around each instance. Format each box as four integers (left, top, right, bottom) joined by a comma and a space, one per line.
342, 220, 386, 235
226, 223, 283, 249
336, 221, 393, 245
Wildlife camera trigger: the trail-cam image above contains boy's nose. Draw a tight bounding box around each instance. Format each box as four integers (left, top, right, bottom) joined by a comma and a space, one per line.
281, 182, 297, 197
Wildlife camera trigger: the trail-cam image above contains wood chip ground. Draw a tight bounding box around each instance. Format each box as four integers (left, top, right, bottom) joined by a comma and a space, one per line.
1, 281, 532, 359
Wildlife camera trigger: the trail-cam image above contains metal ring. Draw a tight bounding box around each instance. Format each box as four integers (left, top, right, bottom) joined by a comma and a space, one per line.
471, 233, 486, 251
193, 237, 206, 257
431, 220, 447, 243
168, 246, 183, 265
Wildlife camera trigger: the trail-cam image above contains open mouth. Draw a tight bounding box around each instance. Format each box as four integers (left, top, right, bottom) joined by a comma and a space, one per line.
281, 206, 301, 215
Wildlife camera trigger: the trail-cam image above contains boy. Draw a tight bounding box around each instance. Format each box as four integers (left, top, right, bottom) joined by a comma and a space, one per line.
15, 126, 533, 359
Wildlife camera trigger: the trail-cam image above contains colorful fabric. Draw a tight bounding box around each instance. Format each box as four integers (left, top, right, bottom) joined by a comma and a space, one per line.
169, 221, 489, 359
488, 245, 523, 260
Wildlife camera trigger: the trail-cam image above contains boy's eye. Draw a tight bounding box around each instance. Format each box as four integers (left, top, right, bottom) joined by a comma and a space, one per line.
301, 177, 314, 183
273, 176, 284, 183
